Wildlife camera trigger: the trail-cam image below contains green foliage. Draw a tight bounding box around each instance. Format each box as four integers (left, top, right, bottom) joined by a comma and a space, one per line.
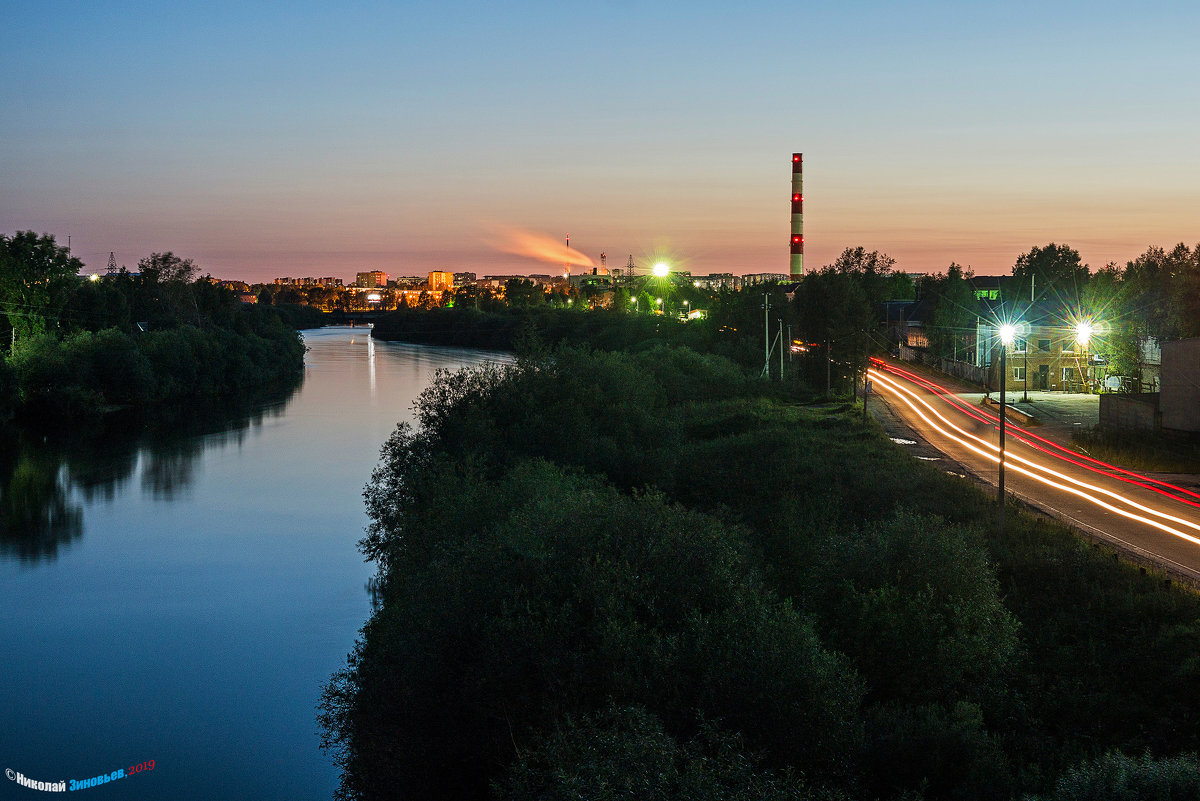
8, 306, 302, 421
925, 263, 979, 361
496, 705, 839, 801
1121, 243, 1200, 340
0, 230, 83, 341
1011, 243, 1090, 305
1029, 750, 1200, 801
326, 459, 860, 800
802, 510, 1019, 709
329, 333, 1200, 801
270, 302, 329, 330
865, 702, 1012, 801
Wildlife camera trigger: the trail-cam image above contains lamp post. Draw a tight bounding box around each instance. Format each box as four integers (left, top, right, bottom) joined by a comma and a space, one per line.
1076, 321, 1093, 392
1022, 339, 1029, 403
998, 324, 1015, 536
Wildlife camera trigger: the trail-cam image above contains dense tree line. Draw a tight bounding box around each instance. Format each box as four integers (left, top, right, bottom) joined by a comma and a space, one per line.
913, 242, 1200, 381
372, 247, 919, 394
0, 232, 305, 421
322, 342, 1200, 801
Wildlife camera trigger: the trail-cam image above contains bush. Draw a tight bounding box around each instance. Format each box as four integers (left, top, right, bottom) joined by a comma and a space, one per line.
323, 460, 861, 801
801, 510, 1020, 710
497, 705, 840, 801
1030, 750, 1200, 801
9, 333, 104, 417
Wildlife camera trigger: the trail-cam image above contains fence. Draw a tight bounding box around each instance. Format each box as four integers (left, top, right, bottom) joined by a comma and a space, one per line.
1098, 393, 1160, 432
898, 345, 987, 385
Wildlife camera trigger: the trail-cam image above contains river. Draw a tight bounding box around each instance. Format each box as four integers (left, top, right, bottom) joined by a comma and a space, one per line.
0, 327, 506, 799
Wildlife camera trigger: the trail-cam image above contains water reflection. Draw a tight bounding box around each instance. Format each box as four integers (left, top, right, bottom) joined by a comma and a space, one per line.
0, 387, 298, 564
0, 431, 83, 561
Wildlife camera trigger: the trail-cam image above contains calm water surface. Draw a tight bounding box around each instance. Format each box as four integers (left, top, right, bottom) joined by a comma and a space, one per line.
0, 327, 505, 799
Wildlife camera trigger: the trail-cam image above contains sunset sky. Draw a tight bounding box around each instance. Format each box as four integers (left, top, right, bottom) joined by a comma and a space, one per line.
3, 1, 1198, 281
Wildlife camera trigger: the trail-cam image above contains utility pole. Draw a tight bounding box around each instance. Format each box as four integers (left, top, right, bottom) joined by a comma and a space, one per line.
862, 331, 870, 422
762, 294, 771, 378
779, 320, 784, 379
787, 324, 793, 363
999, 342, 1007, 536
826, 332, 832, 396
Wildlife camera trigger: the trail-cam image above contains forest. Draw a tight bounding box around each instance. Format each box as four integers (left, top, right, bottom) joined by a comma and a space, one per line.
321, 340, 1200, 800
0, 232, 306, 422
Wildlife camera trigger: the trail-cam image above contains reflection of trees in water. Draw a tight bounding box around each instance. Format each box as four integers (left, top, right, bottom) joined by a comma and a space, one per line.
0, 432, 83, 561
0, 382, 299, 562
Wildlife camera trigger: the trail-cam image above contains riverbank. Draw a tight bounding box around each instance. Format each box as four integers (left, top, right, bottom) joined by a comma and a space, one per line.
1, 305, 304, 423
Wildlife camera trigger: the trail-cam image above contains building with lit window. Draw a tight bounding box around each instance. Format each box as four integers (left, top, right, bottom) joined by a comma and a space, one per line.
979, 301, 1104, 394
355, 270, 388, 289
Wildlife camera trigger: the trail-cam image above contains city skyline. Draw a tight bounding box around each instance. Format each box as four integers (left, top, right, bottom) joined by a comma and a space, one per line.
3, 1, 1198, 281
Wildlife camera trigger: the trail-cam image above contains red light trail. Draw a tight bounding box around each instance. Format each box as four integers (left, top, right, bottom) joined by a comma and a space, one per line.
868, 361, 1200, 556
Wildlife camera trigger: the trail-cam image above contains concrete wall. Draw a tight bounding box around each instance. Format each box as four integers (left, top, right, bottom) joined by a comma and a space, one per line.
1160, 337, 1200, 432
1099, 393, 1160, 432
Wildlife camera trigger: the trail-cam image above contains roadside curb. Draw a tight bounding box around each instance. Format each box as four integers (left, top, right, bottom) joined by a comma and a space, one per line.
981, 396, 1041, 425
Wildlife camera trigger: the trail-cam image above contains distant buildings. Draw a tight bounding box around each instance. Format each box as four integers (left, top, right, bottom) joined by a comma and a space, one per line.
428, 271, 454, 292
355, 271, 388, 289
741, 272, 791, 286
692, 273, 737, 291
273, 276, 343, 287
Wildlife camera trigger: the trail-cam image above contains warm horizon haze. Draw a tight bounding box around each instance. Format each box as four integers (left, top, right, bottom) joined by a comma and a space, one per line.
3, 1, 1198, 282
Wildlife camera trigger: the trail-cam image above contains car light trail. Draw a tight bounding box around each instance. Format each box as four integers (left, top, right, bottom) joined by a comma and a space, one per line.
869, 368, 1200, 547
871, 359, 1200, 507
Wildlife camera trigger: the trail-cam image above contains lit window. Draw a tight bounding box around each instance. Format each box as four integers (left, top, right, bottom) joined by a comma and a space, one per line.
1013, 367, 1026, 381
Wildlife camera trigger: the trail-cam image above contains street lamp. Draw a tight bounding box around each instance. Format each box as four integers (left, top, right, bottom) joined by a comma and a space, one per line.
656, 297, 663, 314
998, 324, 1016, 536
652, 262, 670, 278
1076, 321, 1093, 392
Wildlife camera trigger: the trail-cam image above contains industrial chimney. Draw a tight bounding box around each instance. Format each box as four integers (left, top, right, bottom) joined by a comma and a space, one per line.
790, 153, 804, 277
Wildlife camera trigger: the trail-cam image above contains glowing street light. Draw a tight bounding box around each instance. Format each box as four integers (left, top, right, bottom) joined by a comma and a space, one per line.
1076, 320, 1094, 392
652, 262, 670, 278
998, 323, 1016, 536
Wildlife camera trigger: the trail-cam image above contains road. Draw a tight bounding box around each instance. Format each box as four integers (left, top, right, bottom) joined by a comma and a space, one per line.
868, 358, 1200, 581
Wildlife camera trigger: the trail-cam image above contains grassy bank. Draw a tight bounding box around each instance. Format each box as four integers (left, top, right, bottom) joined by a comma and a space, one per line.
322, 344, 1200, 801
1073, 425, 1200, 474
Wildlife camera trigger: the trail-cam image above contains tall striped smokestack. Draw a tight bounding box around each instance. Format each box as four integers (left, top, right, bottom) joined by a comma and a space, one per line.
790, 153, 804, 277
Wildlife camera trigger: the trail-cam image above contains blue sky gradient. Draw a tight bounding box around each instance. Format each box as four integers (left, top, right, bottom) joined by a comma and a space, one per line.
3, 1, 1198, 279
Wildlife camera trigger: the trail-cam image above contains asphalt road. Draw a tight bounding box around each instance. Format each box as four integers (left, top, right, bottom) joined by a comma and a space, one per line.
868, 358, 1200, 581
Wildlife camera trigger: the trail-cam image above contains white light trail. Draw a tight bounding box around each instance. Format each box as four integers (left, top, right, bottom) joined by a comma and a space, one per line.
869, 368, 1200, 547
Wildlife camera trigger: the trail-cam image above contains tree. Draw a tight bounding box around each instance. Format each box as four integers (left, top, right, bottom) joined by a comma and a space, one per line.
926, 263, 978, 361
1011, 243, 1089, 304
137, 251, 197, 284
828, 246, 900, 308
0, 231, 83, 343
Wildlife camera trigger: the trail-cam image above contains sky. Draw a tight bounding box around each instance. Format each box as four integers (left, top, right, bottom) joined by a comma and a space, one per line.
3, 0, 1199, 281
